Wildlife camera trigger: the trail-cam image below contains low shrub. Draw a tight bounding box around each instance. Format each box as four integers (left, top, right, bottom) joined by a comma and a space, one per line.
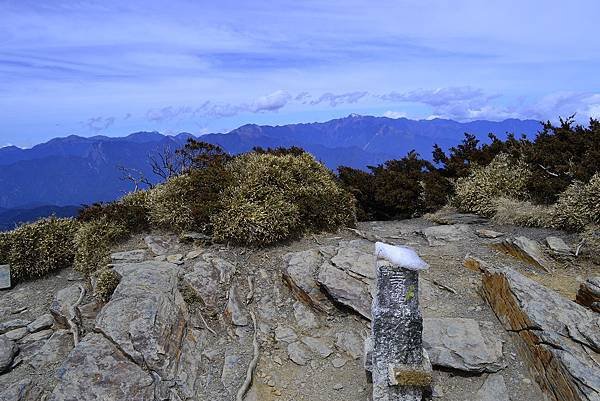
551, 173, 600, 231
78, 191, 150, 233
94, 267, 121, 302
453, 154, 531, 216
0, 218, 79, 282
339, 152, 451, 221
491, 198, 554, 228
581, 225, 600, 264
212, 152, 355, 245
146, 164, 231, 233
74, 219, 129, 276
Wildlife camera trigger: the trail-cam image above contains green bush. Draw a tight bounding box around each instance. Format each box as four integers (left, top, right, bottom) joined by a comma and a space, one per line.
78, 191, 150, 233
0, 218, 79, 282
212, 152, 355, 245
551, 173, 600, 231
339, 152, 451, 221
147, 165, 231, 233
453, 154, 531, 216
94, 267, 121, 302
74, 218, 129, 276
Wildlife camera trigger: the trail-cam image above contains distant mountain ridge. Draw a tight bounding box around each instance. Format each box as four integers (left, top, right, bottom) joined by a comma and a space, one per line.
0, 115, 542, 213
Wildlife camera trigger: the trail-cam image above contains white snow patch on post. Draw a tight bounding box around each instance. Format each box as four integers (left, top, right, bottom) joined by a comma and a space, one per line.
375, 242, 429, 271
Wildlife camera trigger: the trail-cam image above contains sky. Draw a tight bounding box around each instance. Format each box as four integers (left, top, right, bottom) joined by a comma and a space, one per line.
1, 0, 599, 147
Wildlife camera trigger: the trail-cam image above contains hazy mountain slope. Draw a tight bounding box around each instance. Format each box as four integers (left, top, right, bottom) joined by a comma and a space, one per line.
0, 116, 542, 210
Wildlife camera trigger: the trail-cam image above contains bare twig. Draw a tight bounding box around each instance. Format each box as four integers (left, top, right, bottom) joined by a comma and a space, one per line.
197, 309, 217, 336
236, 311, 259, 401
431, 279, 457, 294
67, 285, 86, 345
575, 238, 586, 257
538, 164, 559, 177
312, 234, 322, 245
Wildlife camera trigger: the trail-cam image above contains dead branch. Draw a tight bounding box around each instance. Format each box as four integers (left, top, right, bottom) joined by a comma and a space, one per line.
236, 311, 259, 401
245, 276, 254, 305
67, 285, 86, 345
197, 309, 217, 336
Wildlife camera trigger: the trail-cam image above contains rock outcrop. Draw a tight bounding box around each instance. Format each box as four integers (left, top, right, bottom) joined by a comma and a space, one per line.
491, 236, 552, 271
482, 265, 600, 401
576, 276, 600, 312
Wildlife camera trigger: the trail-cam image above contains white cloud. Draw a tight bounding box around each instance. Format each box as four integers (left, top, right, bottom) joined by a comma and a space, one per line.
250, 90, 292, 112
383, 111, 407, 119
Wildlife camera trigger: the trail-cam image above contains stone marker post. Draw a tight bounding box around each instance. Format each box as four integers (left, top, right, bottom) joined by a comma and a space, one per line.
0, 265, 10, 290
370, 243, 432, 401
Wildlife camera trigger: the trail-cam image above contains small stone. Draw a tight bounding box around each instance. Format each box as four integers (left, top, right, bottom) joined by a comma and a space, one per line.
522, 378, 531, 384
50, 285, 83, 328
545, 236, 572, 255
0, 264, 11, 290
274, 326, 298, 343
0, 319, 30, 334
4, 327, 28, 341
154, 255, 167, 262
166, 254, 184, 265
333, 383, 344, 390
225, 285, 248, 326
0, 336, 17, 373
331, 357, 346, 368
144, 235, 171, 255
19, 329, 53, 344
287, 342, 310, 366
27, 313, 54, 333
476, 229, 505, 239
267, 380, 275, 387
432, 384, 444, 398
185, 249, 202, 260
301, 336, 333, 358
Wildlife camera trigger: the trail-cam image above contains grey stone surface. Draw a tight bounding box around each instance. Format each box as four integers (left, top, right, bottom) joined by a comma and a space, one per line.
423, 318, 505, 373
4, 326, 27, 341
476, 374, 510, 401
221, 351, 242, 392
576, 276, 600, 312
0, 318, 30, 334
144, 234, 171, 255
167, 253, 184, 264
0, 264, 10, 290
336, 331, 364, 360
110, 249, 147, 262
288, 341, 311, 366
48, 333, 154, 401
0, 335, 17, 373
293, 300, 319, 329
29, 329, 73, 369
476, 229, 505, 239
492, 236, 552, 271
185, 249, 202, 260
274, 325, 298, 343
546, 236, 572, 255
282, 249, 333, 313
317, 261, 372, 320
482, 266, 600, 401
225, 285, 248, 326
26, 313, 54, 333
50, 285, 82, 328
301, 336, 333, 358
0, 378, 33, 401
182, 254, 234, 312
19, 329, 53, 344
422, 224, 472, 246
95, 261, 188, 379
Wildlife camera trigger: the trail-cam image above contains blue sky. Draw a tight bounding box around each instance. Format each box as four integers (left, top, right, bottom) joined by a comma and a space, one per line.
1, 0, 599, 147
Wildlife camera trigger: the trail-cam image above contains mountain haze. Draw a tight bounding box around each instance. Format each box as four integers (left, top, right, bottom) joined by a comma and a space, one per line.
0, 115, 541, 214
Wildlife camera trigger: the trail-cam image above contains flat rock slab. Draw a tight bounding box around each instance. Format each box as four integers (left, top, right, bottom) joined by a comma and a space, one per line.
29, 329, 73, 370
48, 333, 154, 401
491, 236, 552, 271
96, 261, 188, 379
482, 265, 600, 401
0, 264, 10, 290
144, 235, 171, 255
317, 261, 372, 320
576, 276, 600, 313
546, 236, 573, 255
50, 285, 83, 328
282, 249, 334, 313
110, 249, 147, 262
476, 374, 510, 401
476, 229, 505, 239
422, 318, 505, 373
422, 224, 472, 246
182, 254, 234, 312
0, 318, 30, 334
0, 335, 17, 373
428, 212, 488, 225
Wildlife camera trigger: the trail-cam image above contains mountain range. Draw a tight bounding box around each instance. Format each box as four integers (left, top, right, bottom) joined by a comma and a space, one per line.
0, 115, 542, 228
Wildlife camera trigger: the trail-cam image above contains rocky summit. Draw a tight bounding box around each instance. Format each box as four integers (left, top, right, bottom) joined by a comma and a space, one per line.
0, 215, 599, 401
